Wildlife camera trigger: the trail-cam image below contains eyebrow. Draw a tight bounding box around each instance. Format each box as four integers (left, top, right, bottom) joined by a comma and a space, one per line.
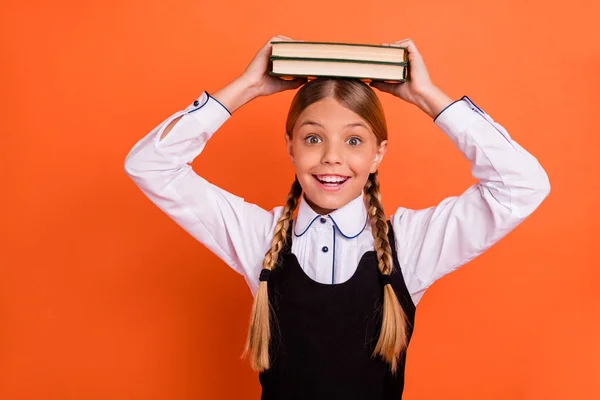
299, 120, 369, 130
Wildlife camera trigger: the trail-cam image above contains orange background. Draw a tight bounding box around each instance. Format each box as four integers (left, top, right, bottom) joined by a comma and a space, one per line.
2, 0, 599, 399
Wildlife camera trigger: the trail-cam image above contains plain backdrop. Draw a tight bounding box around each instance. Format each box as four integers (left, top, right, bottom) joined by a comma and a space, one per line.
1, 0, 599, 399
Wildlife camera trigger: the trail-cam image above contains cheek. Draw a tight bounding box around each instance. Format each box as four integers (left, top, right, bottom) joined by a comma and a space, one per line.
346, 151, 375, 174
293, 148, 319, 171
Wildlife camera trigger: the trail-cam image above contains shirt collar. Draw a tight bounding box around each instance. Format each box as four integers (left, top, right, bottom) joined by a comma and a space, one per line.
294, 191, 368, 238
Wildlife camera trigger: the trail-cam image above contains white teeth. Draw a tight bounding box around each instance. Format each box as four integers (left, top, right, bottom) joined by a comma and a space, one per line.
317, 175, 348, 183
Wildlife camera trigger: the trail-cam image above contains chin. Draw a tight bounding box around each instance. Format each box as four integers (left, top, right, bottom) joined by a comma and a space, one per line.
303, 190, 354, 214
314, 196, 344, 209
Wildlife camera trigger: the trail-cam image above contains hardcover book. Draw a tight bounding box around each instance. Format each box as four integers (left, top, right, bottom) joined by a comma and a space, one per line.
269, 41, 409, 83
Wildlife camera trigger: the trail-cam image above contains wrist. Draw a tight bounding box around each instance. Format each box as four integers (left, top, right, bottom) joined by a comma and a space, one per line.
235, 75, 263, 98
212, 77, 261, 114
413, 85, 453, 119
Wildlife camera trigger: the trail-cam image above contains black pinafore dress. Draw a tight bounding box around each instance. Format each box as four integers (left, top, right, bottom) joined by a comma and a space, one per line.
258, 220, 417, 400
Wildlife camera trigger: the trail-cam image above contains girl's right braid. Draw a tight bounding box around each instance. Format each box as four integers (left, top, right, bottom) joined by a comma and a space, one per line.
241, 176, 303, 371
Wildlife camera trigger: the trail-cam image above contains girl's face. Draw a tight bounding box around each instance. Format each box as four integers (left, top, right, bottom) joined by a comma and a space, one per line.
286, 97, 388, 215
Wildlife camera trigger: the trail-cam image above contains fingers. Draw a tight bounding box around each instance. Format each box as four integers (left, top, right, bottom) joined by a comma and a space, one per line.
258, 35, 288, 57
276, 35, 303, 42
269, 77, 307, 95
271, 35, 290, 42
369, 81, 396, 93
268, 34, 296, 45
286, 77, 308, 88
261, 35, 294, 55
261, 34, 303, 60
382, 38, 420, 57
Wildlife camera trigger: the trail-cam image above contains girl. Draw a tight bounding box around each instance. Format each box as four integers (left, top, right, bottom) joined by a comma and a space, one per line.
124, 35, 550, 399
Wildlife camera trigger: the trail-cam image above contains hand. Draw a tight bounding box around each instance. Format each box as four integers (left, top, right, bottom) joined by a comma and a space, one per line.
369, 38, 437, 106
239, 35, 308, 97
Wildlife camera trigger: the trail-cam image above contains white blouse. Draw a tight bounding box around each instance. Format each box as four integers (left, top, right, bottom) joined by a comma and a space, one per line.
124, 90, 551, 306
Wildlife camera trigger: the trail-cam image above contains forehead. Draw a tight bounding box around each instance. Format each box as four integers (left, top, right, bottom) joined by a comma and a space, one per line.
295, 98, 371, 132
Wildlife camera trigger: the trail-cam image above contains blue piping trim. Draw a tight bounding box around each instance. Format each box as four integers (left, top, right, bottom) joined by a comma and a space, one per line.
328, 214, 367, 239
462, 95, 485, 114
186, 91, 232, 116
332, 224, 336, 284
433, 95, 485, 122
432, 97, 461, 122
208, 93, 232, 116
293, 214, 322, 237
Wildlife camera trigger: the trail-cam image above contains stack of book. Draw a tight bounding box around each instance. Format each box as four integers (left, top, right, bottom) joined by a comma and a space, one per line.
269, 40, 409, 83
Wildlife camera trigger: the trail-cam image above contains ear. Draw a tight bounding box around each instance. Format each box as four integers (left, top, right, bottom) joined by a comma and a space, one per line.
370, 139, 388, 173
285, 133, 295, 164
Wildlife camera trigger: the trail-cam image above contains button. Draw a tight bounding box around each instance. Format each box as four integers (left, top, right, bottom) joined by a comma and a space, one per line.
322, 246, 329, 253
320, 217, 327, 223
193, 100, 200, 106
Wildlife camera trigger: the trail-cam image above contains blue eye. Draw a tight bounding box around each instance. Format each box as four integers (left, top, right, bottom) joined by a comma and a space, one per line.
347, 137, 362, 146
305, 135, 322, 144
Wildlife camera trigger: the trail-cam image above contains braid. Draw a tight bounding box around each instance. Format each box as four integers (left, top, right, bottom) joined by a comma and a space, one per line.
364, 171, 409, 374
241, 176, 303, 371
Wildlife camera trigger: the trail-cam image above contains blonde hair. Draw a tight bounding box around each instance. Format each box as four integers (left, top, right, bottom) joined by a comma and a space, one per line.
241, 77, 409, 374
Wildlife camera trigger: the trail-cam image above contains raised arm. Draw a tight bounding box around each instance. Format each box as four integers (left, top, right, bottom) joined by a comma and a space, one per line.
391, 93, 550, 305
124, 35, 307, 296
123, 84, 277, 295
370, 39, 550, 305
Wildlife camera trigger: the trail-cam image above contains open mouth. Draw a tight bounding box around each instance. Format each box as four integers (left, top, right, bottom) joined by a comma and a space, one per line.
313, 174, 350, 189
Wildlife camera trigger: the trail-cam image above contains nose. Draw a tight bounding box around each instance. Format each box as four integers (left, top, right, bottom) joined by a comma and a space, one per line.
321, 142, 343, 165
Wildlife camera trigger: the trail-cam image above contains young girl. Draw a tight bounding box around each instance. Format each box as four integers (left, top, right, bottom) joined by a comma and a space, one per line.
124, 35, 550, 399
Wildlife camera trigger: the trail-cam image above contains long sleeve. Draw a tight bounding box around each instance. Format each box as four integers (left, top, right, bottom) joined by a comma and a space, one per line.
124, 91, 282, 296
390, 96, 551, 305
